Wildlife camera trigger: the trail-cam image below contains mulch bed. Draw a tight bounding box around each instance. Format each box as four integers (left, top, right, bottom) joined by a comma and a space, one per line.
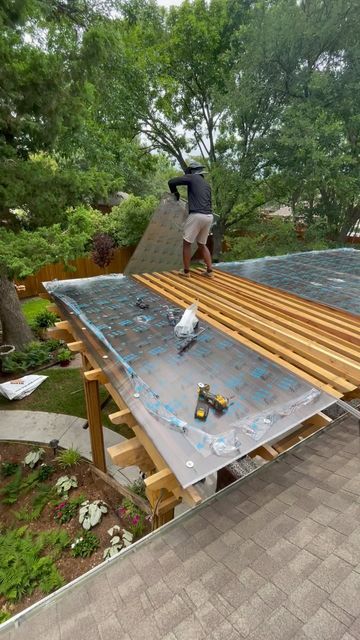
0, 442, 151, 619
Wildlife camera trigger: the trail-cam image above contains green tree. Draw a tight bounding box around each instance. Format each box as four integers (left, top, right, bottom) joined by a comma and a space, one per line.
0, 1, 115, 349
102, 195, 157, 246
0, 208, 98, 350
227, 0, 360, 241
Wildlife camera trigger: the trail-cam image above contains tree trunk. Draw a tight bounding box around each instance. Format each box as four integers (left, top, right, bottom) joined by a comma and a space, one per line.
339, 206, 359, 242
0, 276, 33, 350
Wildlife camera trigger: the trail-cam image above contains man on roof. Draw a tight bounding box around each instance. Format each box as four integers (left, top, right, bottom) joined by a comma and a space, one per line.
168, 160, 214, 278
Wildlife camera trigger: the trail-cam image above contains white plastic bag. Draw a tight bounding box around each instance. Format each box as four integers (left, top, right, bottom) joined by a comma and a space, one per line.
0, 375, 47, 400
174, 302, 198, 338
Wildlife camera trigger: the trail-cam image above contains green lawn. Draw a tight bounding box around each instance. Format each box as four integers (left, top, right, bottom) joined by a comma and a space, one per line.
0, 368, 132, 438
21, 297, 50, 324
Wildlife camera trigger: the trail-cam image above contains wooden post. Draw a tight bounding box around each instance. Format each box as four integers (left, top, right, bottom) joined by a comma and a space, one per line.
83, 375, 106, 472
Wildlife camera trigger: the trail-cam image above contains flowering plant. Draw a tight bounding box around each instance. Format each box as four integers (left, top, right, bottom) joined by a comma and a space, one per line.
53, 494, 85, 524
71, 531, 100, 558
54, 501, 77, 524
117, 499, 150, 538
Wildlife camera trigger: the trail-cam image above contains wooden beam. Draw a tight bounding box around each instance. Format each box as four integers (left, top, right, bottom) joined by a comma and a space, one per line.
55, 320, 71, 331
132, 425, 202, 507
302, 411, 332, 429
150, 489, 177, 527
84, 368, 108, 384
273, 412, 332, 453
183, 485, 203, 505
154, 272, 360, 385
209, 269, 360, 336
91, 466, 151, 515
83, 376, 106, 472
188, 272, 360, 359
344, 388, 360, 400
68, 340, 85, 352
46, 327, 73, 342
107, 437, 153, 469
253, 444, 279, 461
145, 468, 179, 493
109, 408, 137, 428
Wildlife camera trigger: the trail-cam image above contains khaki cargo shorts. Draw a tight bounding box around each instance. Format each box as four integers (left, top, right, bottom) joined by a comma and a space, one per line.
183, 213, 214, 245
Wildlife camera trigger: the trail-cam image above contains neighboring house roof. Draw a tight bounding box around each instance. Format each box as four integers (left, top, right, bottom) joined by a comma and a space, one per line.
267, 206, 292, 218
97, 191, 130, 207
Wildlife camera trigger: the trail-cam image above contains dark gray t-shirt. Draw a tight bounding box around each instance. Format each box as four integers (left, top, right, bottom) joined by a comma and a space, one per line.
168, 174, 212, 215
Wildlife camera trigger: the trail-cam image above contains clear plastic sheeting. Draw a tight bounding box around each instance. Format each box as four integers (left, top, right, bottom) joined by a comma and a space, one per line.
216, 248, 360, 316
44, 275, 335, 488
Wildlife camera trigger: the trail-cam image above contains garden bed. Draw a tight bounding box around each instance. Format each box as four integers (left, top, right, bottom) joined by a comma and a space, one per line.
0, 442, 151, 622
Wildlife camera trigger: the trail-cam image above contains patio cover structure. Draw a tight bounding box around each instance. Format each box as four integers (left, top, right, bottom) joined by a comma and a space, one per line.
44, 249, 360, 526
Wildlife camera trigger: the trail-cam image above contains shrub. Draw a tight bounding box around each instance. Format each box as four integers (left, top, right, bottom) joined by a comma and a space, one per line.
14, 484, 57, 522
56, 347, 72, 363
223, 217, 336, 262
91, 232, 115, 268
71, 531, 100, 558
37, 464, 55, 481
2, 340, 60, 374
0, 527, 67, 602
56, 448, 81, 468
45, 338, 62, 351
0, 462, 19, 478
129, 477, 147, 500
0, 468, 40, 505
103, 195, 157, 246
31, 309, 58, 333
79, 500, 108, 530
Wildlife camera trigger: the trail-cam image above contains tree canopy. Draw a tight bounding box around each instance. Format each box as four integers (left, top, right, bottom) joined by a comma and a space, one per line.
1, 0, 360, 349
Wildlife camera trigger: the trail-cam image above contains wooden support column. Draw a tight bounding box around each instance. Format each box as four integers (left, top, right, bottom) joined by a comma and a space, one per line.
83, 375, 106, 472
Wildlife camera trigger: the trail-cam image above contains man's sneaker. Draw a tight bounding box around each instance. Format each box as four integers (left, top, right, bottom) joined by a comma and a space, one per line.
178, 270, 190, 278
201, 270, 213, 278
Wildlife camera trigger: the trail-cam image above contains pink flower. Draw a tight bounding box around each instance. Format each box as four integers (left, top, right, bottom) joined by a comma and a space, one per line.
132, 515, 140, 524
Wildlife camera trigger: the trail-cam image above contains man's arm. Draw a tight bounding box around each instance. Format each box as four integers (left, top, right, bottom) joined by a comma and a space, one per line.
168, 175, 192, 200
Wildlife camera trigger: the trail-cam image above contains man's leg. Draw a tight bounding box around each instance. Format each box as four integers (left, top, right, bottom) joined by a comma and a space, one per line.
183, 240, 192, 273
196, 214, 214, 275
197, 242, 212, 272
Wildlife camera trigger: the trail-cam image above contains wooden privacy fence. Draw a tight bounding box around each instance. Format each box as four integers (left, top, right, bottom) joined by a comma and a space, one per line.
15, 246, 135, 299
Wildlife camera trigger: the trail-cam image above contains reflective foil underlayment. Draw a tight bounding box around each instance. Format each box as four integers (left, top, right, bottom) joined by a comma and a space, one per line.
124, 194, 187, 275
216, 248, 360, 316
44, 275, 335, 488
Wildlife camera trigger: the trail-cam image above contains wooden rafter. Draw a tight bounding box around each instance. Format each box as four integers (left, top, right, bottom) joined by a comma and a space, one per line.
134, 270, 360, 397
